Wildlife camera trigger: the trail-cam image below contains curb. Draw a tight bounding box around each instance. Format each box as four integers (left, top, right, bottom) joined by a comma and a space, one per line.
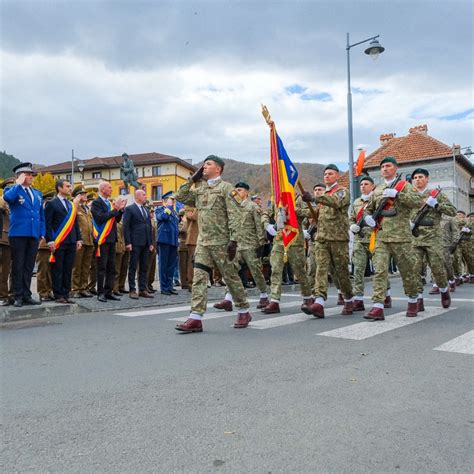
1, 302, 80, 323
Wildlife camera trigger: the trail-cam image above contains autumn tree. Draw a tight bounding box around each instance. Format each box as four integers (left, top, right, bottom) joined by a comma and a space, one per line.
33, 172, 56, 194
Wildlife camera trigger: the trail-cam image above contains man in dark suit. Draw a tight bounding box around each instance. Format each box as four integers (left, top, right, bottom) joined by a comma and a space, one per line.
123, 189, 154, 299
3, 163, 45, 307
91, 181, 126, 302
45, 180, 83, 303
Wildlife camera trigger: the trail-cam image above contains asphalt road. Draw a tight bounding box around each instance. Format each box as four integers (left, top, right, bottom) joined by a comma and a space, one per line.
1, 278, 473, 473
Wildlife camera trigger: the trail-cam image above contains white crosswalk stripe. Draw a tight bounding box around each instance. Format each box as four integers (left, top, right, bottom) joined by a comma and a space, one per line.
249, 307, 341, 329
317, 306, 454, 340
434, 330, 474, 355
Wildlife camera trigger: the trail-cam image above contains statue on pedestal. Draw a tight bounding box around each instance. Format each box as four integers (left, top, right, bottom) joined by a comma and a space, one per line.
120, 153, 143, 193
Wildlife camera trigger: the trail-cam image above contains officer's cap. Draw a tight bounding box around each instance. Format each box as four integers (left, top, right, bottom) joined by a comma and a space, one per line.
360, 175, 374, 185
0, 177, 15, 189
456, 210, 466, 216
235, 181, 250, 190
251, 194, 261, 201
13, 162, 36, 175
72, 185, 88, 197
380, 156, 398, 167
412, 168, 429, 177
324, 164, 339, 173
162, 191, 175, 200
204, 155, 225, 170
313, 183, 325, 190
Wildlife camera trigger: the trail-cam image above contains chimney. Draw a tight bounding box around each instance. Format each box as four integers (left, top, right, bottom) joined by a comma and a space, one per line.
380, 133, 396, 145
409, 124, 428, 135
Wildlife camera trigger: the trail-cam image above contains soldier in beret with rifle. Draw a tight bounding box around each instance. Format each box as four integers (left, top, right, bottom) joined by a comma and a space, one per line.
410, 168, 455, 311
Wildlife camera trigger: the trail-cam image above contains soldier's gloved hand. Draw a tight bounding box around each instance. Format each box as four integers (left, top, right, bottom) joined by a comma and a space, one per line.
383, 188, 399, 198
301, 191, 314, 203
265, 224, 277, 237
191, 165, 204, 182
426, 196, 438, 208
227, 240, 237, 261
364, 215, 376, 228
461, 226, 471, 233
303, 229, 311, 240
409, 221, 415, 230
350, 224, 360, 234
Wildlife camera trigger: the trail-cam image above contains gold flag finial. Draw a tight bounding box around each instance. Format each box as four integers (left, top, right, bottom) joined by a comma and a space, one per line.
261, 104, 274, 127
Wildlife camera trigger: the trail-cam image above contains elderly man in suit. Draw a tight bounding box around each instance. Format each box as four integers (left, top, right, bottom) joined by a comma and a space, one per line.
3, 162, 45, 307
91, 181, 126, 302
156, 192, 179, 295
45, 180, 83, 304
123, 189, 154, 299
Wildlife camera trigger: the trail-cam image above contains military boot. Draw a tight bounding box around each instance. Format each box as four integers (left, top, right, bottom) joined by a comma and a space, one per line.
256, 297, 270, 309
213, 300, 233, 311
262, 302, 280, 314
309, 302, 325, 319
441, 291, 451, 309
301, 298, 314, 315
341, 301, 353, 315
175, 318, 203, 333
449, 282, 456, 292
364, 307, 385, 320
234, 312, 252, 328
429, 286, 439, 295
417, 298, 425, 312
353, 300, 365, 312
383, 296, 392, 308
406, 302, 418, 317
337, 293, 344, 305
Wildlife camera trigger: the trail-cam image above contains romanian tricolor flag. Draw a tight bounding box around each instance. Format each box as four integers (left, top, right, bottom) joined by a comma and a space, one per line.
49, 203, 78, 263
355, 149, 366, 177
92, 200, 116, 256
263, 105, 299, 249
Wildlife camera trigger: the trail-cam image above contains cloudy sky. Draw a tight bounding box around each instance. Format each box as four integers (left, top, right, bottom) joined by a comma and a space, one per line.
1, 0, 472, 169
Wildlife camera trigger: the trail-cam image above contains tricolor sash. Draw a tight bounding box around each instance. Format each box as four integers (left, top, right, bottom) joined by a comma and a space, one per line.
92, 199, 115, 256
49, 203, 78, 263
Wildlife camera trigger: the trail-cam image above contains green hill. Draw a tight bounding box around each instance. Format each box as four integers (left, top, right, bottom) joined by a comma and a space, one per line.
0, 152, 21, 178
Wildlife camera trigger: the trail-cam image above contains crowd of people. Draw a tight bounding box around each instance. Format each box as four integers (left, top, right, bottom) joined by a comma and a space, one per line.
0, 158, 473, 334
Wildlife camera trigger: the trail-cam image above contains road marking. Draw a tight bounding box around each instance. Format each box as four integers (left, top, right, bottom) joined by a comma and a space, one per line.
249, 307, 342, 329
390, 296, 473, 303
434, 330, 474, 355
317, 306, 454, 340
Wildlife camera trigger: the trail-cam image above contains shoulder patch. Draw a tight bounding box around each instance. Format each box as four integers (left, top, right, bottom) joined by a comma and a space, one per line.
228, 189, 243, 205
336, 190, 346, 198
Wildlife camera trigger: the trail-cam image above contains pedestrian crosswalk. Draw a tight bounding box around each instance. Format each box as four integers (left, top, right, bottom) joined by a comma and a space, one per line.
434, 330, 474, 355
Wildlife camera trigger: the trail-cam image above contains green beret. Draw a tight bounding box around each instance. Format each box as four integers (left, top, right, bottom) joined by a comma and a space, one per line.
457, 210, 466, 216
313, 183, 325, 190
324, 164, 339, 172
235, 181, 250, 190
0, 177, 15, 189
205, 155, 225, 169
467, 212, 474, 217
380, 156, 398, 167
412, 168, 429, 177
359, 175, 374, 184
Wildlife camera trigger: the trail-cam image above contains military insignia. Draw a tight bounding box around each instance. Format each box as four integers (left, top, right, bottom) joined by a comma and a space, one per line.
18, 196, 25, 205
229, 190, 243, 205
336, 190, 346, 198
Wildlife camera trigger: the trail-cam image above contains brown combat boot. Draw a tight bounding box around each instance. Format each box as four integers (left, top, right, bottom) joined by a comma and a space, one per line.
213, 300, 233, 311
234, 312, 252, 328
406, 302, 418, 317
429, 286, 440, 295
441, 291, 451, 309
309, 302, 325, 319
262, 302, 280, 314
449, 282, 456, 292
256, 297, 270, 309
364, 307, 385, 320
353, 300, 365, 312
341, 301, 353, 315
337, 293, 344, 305
383, 296, 392, 308
417, 298, 425, 312
455, 277, 462, 286
175, 318, 203, 333
301, 298, 314, 315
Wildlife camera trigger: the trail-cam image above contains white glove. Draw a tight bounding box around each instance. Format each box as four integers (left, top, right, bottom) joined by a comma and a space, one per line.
410, 221, 415, 230
303, 230, 311, 240
364, 215, 376, 228
350, 224, 360, 234
426, 196, 438, 208
383, 188, 399, 198
461, 226, 471, 233
265, 224, 277, 237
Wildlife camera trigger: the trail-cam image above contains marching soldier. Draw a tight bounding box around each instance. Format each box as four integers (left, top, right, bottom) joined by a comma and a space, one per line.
302, 164, 353, 318
457, 212, 473, 282
362, 157, 423, 320
261, 195, 313, 314
0, 178, 14, 306
174, 155, 252, 332
410, 168, 455, 310
436, 215, 460, 293
214, 182, 269, 310
71, 186, 94, 298
452, 210, 469, 284
349, 176, 391, 311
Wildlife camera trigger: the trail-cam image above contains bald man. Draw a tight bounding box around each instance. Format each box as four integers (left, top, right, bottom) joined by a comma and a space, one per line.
123, 189, 154, 298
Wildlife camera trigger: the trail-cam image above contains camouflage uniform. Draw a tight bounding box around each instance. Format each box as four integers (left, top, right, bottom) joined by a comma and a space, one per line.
365, 181, 422, 304
114, 221, 129, 292
262, 196, 312, 301
312, 184, 352, 301
411, 190, 456, 293
174, 177, 249, 315
457, 218, 474, 275
441, 216, 459, 282
350, 195, 390, 298
36, 237, 53, 299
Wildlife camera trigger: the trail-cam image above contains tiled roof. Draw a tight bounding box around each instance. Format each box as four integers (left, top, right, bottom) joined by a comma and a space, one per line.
41, 152, 196, 173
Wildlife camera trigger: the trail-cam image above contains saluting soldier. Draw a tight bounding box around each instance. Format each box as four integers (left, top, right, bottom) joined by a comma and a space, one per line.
410, 168, 455, 310
362, 157, 423, 320
214, 182, 269, 310
113, 219, 128, 295
302, 164, 353, 318
71, 186, 94, 298
174, 155, 252, 333
350, 176, 391, 311
261, 195, 313, 314
0, 178, 14, 306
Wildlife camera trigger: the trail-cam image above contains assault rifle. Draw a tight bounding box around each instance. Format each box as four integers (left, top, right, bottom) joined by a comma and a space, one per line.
411, 187, 442, 237
449, 229, 471, 254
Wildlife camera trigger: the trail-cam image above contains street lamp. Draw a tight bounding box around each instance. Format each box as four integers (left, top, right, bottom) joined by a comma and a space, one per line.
78, 161, 85, 185
452, 144, 472, 208
346, 33, 385, 202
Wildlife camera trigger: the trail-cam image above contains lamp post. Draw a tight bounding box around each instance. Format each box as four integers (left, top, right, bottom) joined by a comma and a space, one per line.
452, 145, 472, 208
78, 161, 85, 185
346, 33, 385, 202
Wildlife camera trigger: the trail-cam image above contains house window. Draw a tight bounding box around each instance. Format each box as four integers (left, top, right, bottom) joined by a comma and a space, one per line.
152, 185, 163, 201
92, 171, 101, 179
66, 174, 72, 181
152, 166, 161, 176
